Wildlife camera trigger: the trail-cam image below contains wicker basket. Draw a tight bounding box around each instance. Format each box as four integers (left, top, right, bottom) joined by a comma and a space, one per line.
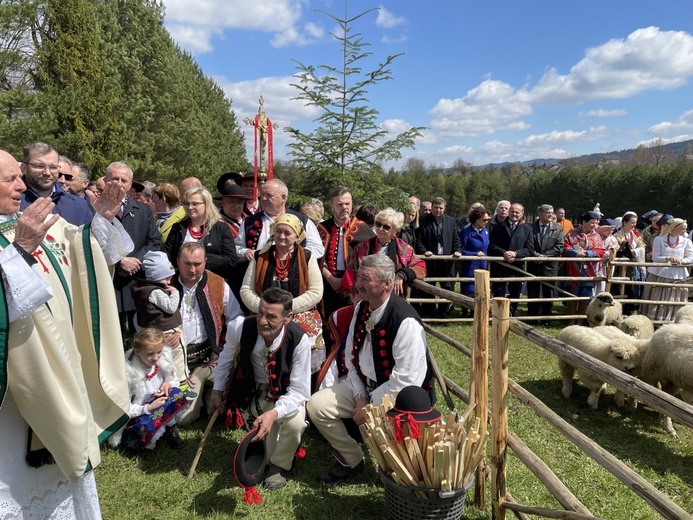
379, 469, 473, 520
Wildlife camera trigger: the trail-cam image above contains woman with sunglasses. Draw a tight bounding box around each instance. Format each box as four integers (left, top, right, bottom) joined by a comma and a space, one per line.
458, 205, 490, 317
341, 208, 426, 298
165, 187, 238, 279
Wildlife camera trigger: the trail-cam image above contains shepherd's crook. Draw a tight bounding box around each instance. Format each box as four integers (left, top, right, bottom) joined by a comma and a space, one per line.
187, 409, 220, 479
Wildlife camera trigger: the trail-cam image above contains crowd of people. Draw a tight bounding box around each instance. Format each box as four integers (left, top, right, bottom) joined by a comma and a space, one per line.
2, 140, 690, 517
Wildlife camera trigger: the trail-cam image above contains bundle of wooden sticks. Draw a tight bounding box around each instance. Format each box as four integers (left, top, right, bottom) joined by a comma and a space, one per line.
359, 396, 486, 499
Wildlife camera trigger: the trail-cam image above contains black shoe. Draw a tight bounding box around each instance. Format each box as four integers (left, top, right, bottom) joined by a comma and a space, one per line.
164, 425, 185, 449
317, 460, 364, 485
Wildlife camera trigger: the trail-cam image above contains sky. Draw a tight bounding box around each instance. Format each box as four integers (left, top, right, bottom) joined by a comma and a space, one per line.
160, 0, 693, 169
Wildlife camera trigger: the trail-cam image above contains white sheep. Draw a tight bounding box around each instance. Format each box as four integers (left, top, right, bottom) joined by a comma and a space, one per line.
619, 314, 654, 340
673, 304, 693, 324
557, 325, 639, 409
593, 325, 650, 409
639, 322, 693, 436
585, 292, 623, 328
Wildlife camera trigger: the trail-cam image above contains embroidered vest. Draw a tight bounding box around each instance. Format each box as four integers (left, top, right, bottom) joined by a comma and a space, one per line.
230, 318, 305, 408
351, 296, 435, 401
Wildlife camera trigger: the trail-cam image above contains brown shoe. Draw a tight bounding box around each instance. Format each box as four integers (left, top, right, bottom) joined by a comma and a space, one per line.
316, 460, 364, 485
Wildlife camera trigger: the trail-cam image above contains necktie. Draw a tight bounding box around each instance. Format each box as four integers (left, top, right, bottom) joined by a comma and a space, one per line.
540, 224, 546, 238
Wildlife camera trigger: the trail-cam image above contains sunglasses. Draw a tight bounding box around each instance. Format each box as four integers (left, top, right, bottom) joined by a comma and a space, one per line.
59, 172, 74, 181
374, 221, 392, 231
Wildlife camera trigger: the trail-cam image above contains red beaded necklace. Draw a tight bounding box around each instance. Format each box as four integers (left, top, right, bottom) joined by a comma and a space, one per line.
667, 234, 680, 248
188, 222, 205, 240
145, 364, 159, 379
275, 250, 291, 281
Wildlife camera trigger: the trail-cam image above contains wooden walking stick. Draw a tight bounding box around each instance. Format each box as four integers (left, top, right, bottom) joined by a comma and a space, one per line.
187, 409, 220, 479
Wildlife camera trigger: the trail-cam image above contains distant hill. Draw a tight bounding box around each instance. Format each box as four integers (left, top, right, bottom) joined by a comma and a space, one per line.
475, 138, 693, 170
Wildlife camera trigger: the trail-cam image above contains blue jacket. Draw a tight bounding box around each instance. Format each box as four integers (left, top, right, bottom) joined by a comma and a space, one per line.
20, 181, 93, 226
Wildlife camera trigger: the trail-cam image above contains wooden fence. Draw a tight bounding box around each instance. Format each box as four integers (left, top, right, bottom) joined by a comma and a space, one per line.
411, 255, 693, 324
416, 271, 693, 519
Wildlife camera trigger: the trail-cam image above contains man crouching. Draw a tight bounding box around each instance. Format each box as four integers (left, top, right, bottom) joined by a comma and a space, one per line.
307, 254, 434, 484
211, 288, 310, 490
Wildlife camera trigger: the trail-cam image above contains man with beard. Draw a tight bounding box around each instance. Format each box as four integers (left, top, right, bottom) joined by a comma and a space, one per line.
320, 186, 374, 320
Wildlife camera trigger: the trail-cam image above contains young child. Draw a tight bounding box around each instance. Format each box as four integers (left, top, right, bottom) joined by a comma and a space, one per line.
114, 328, 190, 450
131, 250, 188, 386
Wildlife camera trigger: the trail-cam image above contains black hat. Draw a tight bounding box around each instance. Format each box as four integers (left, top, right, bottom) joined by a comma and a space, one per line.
233, 427, 268, 488
130, 180, 145, 193
216, 172, 242, 195
641, 209, 660, 220
235, 171, 255, 186
386, 386, 441, 442
214, 183, 246, 200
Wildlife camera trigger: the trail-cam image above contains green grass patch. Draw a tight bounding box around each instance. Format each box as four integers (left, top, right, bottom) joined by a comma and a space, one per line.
96, 322, 692, 519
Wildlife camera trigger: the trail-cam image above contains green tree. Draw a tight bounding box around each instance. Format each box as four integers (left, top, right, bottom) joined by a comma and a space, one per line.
285, 2, 423, 204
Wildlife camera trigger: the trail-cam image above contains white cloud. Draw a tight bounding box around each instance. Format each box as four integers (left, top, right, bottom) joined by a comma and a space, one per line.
579, 109, 628, 118
428, 80, 533, 137
649, 109, 693, 134
161, 0, 318, 53
519, 127, 607, 147
376, 6, 407, 29
637, 135, 693, 147
528, 27, 693, 105
213, 75, 321, 153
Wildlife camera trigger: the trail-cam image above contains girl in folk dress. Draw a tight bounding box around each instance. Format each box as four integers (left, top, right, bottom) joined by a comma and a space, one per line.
114, 328, 190, 450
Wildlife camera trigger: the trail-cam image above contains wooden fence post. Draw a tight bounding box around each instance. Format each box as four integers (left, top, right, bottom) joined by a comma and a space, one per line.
472, 269, 490, 509
492, 298, 510, 520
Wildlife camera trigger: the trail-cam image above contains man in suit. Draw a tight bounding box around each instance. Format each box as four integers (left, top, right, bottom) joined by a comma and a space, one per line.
415, 196, 462, 317
488, 203, 534, 316
106, 161, 162, 337
526, 204, 564, 319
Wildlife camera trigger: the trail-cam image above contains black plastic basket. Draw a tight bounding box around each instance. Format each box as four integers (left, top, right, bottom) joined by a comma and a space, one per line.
379, 469, 473, 520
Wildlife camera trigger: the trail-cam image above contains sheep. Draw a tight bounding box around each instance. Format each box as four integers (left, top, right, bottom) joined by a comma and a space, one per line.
593, 325, 651, 409
557, 325, 639, 409
585, 292, 623, 328
673, 304, 693, 324
619, 314, 654, 340
639, 322, 693, 436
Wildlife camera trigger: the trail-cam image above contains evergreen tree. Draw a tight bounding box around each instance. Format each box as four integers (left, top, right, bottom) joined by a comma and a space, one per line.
285, 2, 423, 205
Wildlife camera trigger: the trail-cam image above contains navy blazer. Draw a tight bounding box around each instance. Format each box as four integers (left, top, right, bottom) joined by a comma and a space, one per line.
415, 213, 461, 256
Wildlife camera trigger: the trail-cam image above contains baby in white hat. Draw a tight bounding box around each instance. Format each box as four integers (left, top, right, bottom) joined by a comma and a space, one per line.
131, 251, 186, 385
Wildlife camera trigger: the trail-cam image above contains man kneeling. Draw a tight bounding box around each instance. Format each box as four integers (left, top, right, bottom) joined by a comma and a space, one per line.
307, 255, 433, 484
212, 288, 311, 490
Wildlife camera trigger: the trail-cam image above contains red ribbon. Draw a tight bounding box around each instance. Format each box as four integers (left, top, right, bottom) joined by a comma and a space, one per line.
392, 412, 422, 444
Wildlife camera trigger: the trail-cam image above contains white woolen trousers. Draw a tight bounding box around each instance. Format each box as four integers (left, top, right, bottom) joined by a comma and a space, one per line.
307, 381, 364, 468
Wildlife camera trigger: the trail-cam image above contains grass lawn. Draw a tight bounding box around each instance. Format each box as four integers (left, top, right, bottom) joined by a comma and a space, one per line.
96, 321, 692, 519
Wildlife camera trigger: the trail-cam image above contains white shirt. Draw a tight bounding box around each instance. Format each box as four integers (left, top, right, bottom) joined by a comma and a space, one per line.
236, 212, 325, 259
345, 297, 427, 405
649, 235, 693, 279
179, 276, 243, 345
214, 319, 311, 420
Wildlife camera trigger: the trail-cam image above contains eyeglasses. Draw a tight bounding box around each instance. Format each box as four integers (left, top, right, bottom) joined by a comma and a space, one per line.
184, 201, 205, 208
374, 221, 392, 231
59, 172, 74, 181
25, 162, 59, 174
482, 218, 491, 222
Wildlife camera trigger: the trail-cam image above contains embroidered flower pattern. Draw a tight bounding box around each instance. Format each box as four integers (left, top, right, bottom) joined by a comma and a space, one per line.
43, 234, 69, 266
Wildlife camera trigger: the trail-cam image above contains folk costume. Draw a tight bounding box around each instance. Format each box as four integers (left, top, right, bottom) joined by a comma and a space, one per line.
340, 236, 426, 298
320, 216, 374, 319
562, 226, 606, 297
307, 295, 433, 469
214, 317, 311, 472
115, 348, 189, 450
238, 209, 324, 260
240, 216, 325, 376
175, 269, 243, 426
0, 213, 132, 518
